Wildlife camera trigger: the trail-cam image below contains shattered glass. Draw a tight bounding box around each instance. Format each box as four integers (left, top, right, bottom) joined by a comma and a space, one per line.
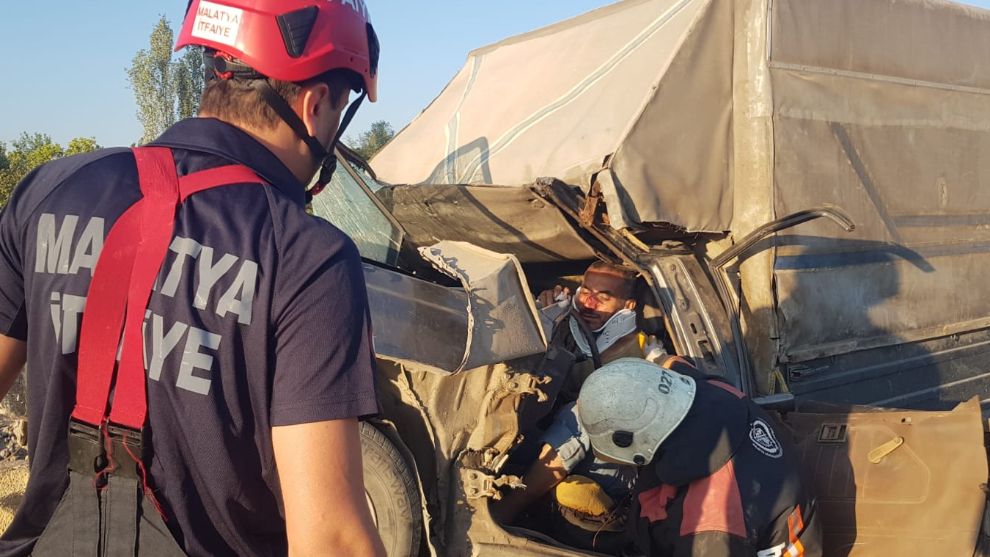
310, 161, 401, 266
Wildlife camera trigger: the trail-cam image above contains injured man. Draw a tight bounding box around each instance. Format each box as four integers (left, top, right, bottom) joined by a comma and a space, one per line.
493, 261, 673, 551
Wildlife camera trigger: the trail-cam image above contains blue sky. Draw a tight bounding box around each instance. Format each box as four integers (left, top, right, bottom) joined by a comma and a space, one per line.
2, 0, 989, 147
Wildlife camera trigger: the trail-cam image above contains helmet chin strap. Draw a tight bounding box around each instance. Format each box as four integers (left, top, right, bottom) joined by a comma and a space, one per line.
312, 90, 365, 199
253, 80, 366, 202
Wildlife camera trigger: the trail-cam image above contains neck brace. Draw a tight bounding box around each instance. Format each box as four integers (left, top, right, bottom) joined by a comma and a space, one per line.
569, 308, 638, 358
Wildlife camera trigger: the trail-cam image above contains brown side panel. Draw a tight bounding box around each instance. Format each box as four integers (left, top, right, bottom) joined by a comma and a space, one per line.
787, 399, 987, 556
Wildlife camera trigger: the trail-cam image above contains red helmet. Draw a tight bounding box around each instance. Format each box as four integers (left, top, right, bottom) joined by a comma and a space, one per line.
176, 0, 378, 101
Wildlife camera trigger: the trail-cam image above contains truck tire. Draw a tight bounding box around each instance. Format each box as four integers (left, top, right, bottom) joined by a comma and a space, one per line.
361, 422, 422, 557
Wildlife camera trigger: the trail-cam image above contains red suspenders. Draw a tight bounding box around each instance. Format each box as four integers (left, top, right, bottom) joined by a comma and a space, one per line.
69, 146, 265, 470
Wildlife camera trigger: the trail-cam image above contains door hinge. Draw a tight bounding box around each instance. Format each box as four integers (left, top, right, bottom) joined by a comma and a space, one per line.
502, 372, 552, 403
463, 469, 523, 500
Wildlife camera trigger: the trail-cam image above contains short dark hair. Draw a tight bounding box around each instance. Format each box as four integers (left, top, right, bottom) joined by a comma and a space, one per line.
585, 261, 639, 298
198, 69, 358, 130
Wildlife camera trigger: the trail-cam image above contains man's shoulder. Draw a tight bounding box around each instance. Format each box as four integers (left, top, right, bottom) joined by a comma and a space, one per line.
267, 193, 358, 253
43, 146, 133, 172
32, 147, 134, 187
6, 148, 134, 217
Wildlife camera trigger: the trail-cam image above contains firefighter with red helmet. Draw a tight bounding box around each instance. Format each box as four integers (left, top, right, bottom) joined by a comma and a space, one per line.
0, 1, 385, 555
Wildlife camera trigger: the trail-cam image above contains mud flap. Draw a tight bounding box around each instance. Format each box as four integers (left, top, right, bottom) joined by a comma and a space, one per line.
787, 397, 987, 556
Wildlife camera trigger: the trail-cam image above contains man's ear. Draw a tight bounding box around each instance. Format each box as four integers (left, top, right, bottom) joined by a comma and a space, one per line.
300, 82, 332, 137
624, 299, 637, 311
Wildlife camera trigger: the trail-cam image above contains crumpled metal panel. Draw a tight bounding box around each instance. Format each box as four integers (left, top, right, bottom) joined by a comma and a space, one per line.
366, 240, 548, 374
363, 263, 469, 374
375, 355, 551, 555
379, 184, 597, 263
420, 241, 548, 372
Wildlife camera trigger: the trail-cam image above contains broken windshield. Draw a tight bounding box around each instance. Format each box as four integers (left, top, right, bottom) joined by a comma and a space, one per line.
310, 157, 403, 266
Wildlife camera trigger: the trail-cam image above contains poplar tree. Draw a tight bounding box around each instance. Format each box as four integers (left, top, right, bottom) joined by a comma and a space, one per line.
128, 16, 204, 145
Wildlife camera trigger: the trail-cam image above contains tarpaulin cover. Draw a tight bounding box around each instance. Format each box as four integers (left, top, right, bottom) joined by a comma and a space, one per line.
374, 0, 990, 398
372, 0, 731, 231
765, 0, 990, 380
373, 0, 990, 235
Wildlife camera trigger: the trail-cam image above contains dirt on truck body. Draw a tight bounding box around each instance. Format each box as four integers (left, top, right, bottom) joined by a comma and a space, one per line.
338, 173, 989, 556
335, 0, 990, 554
5, 0, 990, 555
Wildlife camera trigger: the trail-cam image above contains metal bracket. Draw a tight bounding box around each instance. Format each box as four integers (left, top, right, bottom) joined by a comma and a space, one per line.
502, 372, 552, 403
817, 423, 848, 443
478, 447, 503, 471
463, 469, 524, 500
578, 181, 603, 228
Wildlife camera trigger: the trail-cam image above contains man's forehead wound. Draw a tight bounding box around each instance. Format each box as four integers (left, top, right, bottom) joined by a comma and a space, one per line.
583, 270, 635, 295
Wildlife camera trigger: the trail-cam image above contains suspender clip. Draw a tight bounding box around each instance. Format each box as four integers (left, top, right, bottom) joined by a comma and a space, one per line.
105, 422, 148, 480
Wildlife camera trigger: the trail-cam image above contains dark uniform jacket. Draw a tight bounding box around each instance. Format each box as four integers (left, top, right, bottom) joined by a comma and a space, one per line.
0, 118, 380, 556
627, 376, 822, 556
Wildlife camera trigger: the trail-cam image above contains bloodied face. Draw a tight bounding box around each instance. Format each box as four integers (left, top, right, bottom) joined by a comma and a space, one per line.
574, 270, 636, 331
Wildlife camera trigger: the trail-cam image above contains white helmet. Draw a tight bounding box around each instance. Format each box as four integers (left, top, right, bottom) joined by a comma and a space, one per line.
576, 358, 697, 466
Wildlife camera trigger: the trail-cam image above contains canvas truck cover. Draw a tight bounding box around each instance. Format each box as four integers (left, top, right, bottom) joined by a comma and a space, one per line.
372, 0, 990, 232
373, 0, 733, 232
375, 0, 990, 401
744, 0, 990, 400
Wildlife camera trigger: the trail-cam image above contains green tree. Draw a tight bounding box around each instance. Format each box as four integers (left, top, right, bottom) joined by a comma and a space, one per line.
11, 133, 64, 170
349, 121, 395, 160
175, 47, 205, 121
0, 142, 10, 206
0, 133, 101, 207
128, 16, 204, 145
65, 137, 101, 157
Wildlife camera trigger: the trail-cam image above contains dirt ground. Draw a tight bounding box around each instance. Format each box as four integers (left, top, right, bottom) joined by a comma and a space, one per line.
0, 416, 29, 533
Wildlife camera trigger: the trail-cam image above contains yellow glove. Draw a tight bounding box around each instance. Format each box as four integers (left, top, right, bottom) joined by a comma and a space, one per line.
554, 475, 615, 517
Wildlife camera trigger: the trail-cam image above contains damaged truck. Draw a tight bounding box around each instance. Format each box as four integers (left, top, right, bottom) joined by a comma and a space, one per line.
309, 0, 990, 555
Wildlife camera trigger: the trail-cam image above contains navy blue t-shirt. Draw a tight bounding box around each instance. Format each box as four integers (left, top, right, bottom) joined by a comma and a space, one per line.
0, 118, 380, 556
